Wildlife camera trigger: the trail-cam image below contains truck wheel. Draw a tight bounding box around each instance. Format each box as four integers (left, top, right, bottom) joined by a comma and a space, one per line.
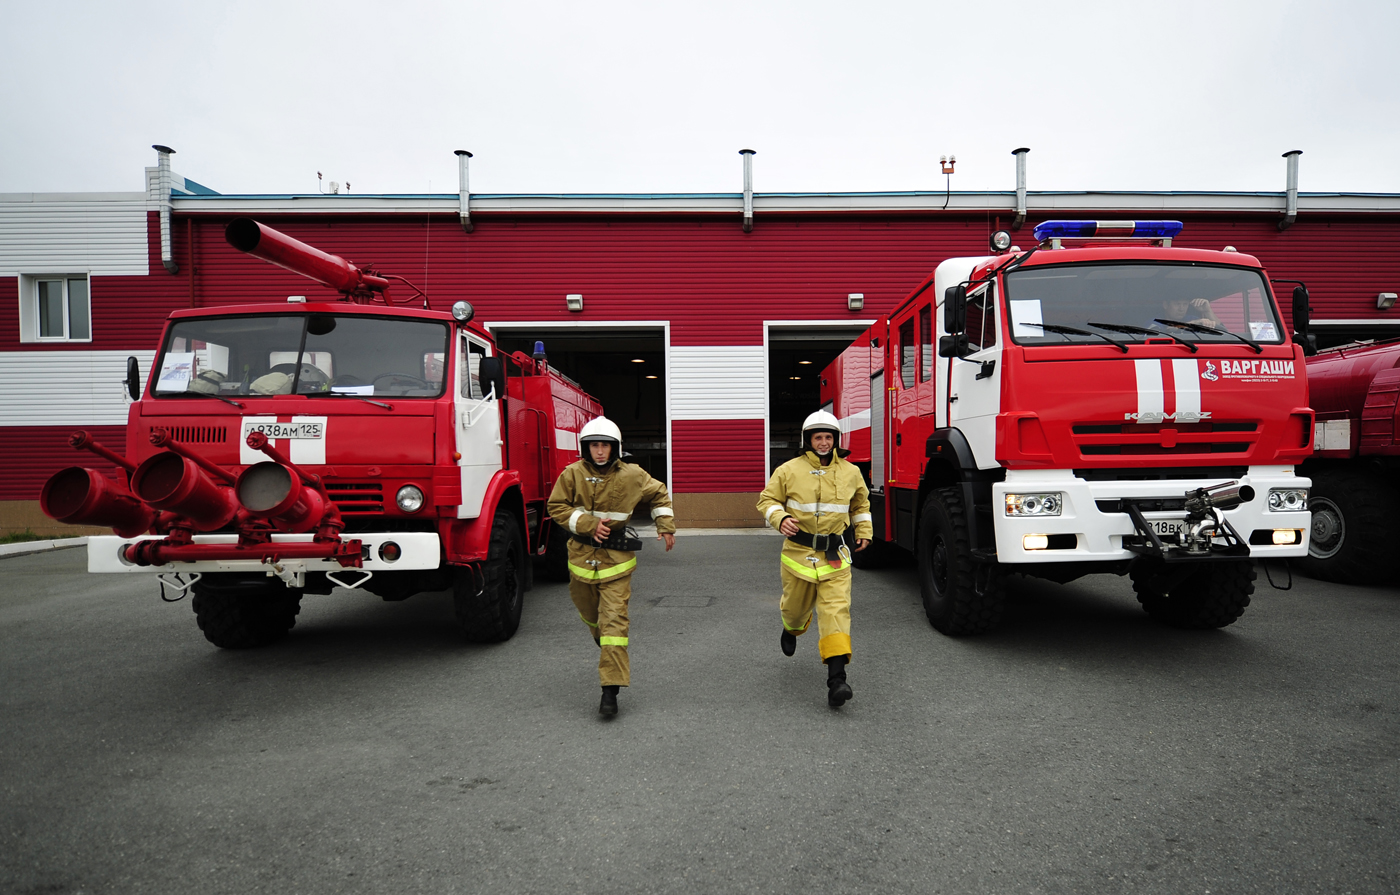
1295, 468, 1398, 585
1131, 559, 1254, 629
455, 509, 526, 642
191, 573, 302, 649
917, 486, 1004, 635
539, 521, 571, 582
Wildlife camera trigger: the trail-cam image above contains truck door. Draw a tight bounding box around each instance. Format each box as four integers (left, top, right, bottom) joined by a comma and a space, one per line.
947, 282, 1002, 467
455, 334, 504, 520
892, 313, 922, 486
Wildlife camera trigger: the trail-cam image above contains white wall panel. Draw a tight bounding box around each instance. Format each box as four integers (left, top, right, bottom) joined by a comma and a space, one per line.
0, 194, 149, 277
0, 350, 156, 426
669, 345, 766, 420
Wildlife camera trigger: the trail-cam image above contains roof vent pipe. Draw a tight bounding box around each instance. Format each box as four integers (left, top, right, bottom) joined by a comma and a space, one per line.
152, 145, 178, 274
1011, 147, 1030, 230
455, 150, 474, 234
740, 149, 755, 233
1278, 150, 1302, 231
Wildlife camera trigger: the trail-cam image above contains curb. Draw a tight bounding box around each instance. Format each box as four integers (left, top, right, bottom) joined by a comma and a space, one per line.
0, 537, 88, 559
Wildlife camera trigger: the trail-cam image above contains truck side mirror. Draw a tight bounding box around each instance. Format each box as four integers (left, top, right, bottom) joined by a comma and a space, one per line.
125, 356, 141, 401
938, 334, 969, 358
943, 284, 967, 335
478, 356, 506, 399
1292, 285, 1317, 357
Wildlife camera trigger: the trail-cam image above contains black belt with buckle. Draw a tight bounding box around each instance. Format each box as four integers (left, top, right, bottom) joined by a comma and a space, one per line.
787, 528, 849, 560
572, 527, 644, 552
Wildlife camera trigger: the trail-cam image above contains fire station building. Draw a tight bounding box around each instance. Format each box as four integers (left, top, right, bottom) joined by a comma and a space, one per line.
5, 148, 1400, 534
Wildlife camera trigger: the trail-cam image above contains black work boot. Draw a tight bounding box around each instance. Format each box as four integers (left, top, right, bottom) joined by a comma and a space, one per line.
826, 656, 853, 707
599, 685, 619, 716
781, 630, 797, 657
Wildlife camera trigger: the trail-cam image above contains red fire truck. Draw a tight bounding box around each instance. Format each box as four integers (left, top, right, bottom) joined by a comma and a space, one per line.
1298, 337, 1400, 584
41, 219, 600, 648
822, 221, 1314, 634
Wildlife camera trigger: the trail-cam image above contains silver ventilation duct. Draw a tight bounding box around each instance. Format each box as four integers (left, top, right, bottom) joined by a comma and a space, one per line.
740, 149, 755, 233
456, 150, 473, 233
1011, 147, 1030, 231
1278, 150, 1302, 231
152, 145, 178, 274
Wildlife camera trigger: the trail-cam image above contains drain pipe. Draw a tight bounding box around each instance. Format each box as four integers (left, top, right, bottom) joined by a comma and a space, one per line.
1278, 149, 1302, 231
1011, 147, 1029, 231
740, 149, 755, 233
152, 145, 178, 274
455, 149, 473, 234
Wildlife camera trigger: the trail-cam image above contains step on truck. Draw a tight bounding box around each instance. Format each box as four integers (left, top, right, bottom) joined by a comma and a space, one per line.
41, 219, 601, 648
821, 221, 1314, 634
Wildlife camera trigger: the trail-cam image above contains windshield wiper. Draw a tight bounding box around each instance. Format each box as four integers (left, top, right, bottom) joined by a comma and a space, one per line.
1087, 321, 1198, 353
1023, 322, 1128, 353
321, 391, 394, 410
160, 389, 245, 408
1154, 318, 1263, 354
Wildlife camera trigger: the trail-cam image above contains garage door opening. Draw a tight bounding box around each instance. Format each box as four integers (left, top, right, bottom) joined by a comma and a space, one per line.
767, 324, 868, 475
494, 326, 668, 484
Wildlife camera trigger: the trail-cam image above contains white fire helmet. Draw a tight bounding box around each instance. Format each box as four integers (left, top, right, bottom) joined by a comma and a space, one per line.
802, 410, 842, 452
578, 416, 623, 459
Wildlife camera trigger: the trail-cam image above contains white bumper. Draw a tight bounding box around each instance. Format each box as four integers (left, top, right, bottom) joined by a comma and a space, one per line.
992, 466, 1311, 564
86, 532, 442, 574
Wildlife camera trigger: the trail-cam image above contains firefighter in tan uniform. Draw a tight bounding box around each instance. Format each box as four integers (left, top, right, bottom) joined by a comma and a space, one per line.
757, 410, 872, 707
547, 417, 676, 717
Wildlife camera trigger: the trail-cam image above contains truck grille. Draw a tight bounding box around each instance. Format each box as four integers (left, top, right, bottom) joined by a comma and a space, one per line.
164, 425, 228, 445
1072, 420, 1257, 458
324, 481, 384, 515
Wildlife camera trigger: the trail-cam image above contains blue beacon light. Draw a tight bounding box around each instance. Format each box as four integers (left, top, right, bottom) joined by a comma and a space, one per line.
1033, 220, 1184, 241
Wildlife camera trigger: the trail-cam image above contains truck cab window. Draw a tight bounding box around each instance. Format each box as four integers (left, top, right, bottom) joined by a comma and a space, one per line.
899, 319, 917, 388
919, 305, 933, 382
461, 338, 487, 399
966, 285, 996, 352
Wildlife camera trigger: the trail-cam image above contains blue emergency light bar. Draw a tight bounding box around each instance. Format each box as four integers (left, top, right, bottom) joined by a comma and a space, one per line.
1033, 220, 1184, 241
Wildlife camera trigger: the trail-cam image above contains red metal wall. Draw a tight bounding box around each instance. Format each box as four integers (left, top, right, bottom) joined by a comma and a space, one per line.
5, 207, 1400, 500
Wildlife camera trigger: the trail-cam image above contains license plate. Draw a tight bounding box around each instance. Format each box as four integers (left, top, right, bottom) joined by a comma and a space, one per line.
243, 420, 324, 440
1149, 519, 1186, 537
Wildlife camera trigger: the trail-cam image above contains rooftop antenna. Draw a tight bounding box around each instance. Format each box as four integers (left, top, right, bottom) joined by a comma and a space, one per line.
940, 155, 956, 210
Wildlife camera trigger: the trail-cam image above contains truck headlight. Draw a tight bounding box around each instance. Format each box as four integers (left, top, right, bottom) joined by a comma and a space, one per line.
396, 485, 425, 513
1005, 492, 1062, 516
1267, 488, 1308, 511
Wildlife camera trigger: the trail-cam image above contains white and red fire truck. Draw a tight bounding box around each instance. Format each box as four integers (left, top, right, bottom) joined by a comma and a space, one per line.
822, 221, 1314, 634
41, 219, 600, 648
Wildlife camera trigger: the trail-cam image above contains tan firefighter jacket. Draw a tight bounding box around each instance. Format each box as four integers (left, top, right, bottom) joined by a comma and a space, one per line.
757, 450, 873, 580
548, 458, 676, 581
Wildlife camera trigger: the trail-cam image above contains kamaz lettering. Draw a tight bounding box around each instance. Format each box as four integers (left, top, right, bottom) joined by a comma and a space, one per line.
1123, 411, 1213, 422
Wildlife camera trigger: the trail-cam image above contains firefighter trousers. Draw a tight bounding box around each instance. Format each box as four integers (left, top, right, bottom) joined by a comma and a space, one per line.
569, 571, 633, 687
778, 552, 852, 662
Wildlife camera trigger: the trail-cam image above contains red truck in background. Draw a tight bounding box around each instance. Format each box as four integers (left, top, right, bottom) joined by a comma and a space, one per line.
1298, 337, 1400, 583
41, 219, 600, 648
822, 221, 1315, 635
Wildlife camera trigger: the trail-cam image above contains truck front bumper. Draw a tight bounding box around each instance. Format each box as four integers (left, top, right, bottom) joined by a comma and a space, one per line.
992, 466, 1311, 564
87, 532, 442, 574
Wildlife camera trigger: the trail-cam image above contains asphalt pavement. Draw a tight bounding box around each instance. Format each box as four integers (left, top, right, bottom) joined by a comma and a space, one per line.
2, 536, 1397, 894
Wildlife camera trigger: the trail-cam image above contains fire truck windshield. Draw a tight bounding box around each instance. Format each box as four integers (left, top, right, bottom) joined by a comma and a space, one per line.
152, 313, 449, 398
1003, 263, 1283, 348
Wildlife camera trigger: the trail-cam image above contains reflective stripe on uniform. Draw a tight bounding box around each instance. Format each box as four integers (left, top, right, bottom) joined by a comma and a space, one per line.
599, 636, 628, 647
780, 552, 845, 581
651, 506, 674, 519
786, 499, 850, 514
568, 557, 639, 581
764, 504, 785, 522
567, 508, 587, 534
852, 513, 872, 524
595, 510, 631, 521
577, 612, 599, 628
783, 613, 812, 633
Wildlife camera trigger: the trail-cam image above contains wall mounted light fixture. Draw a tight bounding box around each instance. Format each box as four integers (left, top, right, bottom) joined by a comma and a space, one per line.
848, 293, 864, 311
566, 294, 583, 312
1379, 292, 1397, 310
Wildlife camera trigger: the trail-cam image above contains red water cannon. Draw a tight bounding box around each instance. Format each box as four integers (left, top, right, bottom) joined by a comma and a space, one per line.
39, 432, 158, 537
129, 429, 241, 532
235, 431, 343, 538
225, 218, 393, 303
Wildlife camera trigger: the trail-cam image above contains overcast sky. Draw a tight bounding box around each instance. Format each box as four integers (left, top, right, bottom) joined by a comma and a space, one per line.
5, 0, 1398, 197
